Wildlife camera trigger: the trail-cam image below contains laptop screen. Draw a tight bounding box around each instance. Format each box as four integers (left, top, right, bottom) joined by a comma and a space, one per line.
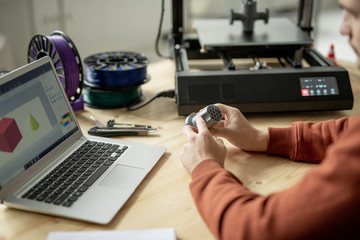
0, 60, 78, 190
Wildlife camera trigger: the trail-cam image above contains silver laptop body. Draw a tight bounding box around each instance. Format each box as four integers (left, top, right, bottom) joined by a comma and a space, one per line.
0, 57, 166, 224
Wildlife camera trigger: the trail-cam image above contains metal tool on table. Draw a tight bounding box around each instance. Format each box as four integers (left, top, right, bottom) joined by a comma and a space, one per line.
88, 116, 157, 137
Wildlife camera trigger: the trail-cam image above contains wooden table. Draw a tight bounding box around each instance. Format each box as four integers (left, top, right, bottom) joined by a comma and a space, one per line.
1, 59, 359, 240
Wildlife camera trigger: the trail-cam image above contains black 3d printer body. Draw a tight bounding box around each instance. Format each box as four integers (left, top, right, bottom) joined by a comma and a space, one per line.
171, 0, 354, 116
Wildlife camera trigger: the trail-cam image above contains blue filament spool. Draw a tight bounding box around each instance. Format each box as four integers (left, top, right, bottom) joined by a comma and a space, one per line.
83, 51, 150, 108
84, 51, 149, 87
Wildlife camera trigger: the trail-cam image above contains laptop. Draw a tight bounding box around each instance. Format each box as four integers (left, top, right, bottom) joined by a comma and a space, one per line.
0, 56, 166, 224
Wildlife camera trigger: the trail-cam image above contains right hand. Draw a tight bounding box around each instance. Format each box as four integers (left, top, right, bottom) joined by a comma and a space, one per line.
210, 104, 269, 152
181, 115, 227, 174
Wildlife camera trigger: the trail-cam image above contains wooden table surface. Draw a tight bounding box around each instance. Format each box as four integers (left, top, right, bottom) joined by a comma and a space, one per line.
1, 59, 359, 240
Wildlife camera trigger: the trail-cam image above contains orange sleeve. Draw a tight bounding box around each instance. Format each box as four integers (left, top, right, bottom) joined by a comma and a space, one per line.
189, 116, 360, 240
267, 117, 350, 163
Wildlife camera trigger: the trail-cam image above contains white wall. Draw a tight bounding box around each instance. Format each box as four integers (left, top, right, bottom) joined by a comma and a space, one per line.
0, 0, 173, 69
0, 0, 34, 70
0, 0, 353, 71
61, 0, 172, 64
314, 1, 357, 62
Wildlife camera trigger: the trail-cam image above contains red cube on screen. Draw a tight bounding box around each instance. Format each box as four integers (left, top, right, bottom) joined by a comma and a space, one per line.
0, 117, 22, 153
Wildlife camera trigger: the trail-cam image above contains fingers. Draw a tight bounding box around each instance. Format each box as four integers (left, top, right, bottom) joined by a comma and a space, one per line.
213, 135, 224, 144
210, 126, 230, 139
209, 127, 221, 136
195, 115, 209, 133
215, 103, 241, 117
211, 120, 224, 129
182, 125, 196, 139
215, 103, 230, 115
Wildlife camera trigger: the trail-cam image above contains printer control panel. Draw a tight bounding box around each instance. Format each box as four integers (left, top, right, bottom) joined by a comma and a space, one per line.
300, 77, 339, 97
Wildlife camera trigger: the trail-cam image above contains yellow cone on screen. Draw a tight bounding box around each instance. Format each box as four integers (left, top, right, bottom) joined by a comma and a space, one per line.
30, 113, 39, 131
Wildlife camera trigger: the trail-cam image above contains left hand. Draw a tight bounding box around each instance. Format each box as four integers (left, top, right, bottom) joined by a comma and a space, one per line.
180, 115, 227, 174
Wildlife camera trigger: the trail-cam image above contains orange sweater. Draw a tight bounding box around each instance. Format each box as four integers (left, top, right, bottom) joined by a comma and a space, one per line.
190, 115, 360, 240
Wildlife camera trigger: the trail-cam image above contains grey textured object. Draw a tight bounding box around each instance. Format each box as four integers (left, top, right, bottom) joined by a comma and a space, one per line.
185, 104, 222, 129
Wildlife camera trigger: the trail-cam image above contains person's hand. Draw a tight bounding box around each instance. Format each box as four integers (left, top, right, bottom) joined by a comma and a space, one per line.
210, 104, 269, 152
180, 115, 227, 174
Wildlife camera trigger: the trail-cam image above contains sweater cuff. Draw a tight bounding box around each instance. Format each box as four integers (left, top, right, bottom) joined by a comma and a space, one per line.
191, 159, 224, 180
267, 126, 297, 159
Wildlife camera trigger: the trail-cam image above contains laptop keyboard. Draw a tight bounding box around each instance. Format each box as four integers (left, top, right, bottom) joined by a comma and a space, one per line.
21, 140, 128, 207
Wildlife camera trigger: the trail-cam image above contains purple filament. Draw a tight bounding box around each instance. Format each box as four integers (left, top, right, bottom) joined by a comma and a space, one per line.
48, 35, 79, 98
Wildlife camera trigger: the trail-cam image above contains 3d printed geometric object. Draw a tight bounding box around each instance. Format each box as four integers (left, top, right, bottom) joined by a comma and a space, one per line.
30, 113, 39, 131
0, 117, 23, 153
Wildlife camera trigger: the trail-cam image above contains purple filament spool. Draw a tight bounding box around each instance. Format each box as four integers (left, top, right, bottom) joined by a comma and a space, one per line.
48, 35, 79, 98
27, 31, 84, 110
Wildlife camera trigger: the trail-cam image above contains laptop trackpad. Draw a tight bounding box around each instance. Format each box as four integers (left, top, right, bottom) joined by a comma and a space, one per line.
100, 164, 145, 191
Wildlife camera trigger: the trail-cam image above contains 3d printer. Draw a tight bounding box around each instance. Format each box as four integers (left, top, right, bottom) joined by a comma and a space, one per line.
171, 0, 354, 115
